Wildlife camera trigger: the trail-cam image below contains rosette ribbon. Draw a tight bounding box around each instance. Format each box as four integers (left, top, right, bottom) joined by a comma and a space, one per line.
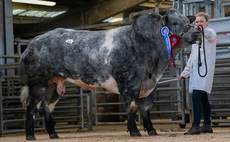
169, 34, 180, 68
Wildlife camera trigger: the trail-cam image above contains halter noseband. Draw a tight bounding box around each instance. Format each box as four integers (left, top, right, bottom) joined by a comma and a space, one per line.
178, 25, 194, 38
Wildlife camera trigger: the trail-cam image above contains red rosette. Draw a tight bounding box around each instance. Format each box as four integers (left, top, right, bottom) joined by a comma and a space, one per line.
169, 34, 180, 68
170, 34, 180, 47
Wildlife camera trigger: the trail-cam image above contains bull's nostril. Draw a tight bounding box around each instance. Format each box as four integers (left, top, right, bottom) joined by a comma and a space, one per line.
149, 73, 152, 79
192, 33, 196, 38
193, 32, 201, 37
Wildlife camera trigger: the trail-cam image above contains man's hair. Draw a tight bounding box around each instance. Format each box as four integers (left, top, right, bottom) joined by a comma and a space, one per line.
196, 12, 209, 21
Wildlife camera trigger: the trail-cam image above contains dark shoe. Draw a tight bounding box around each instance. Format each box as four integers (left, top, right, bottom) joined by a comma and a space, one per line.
184, 125, 200, 135
200, 125, 213, 133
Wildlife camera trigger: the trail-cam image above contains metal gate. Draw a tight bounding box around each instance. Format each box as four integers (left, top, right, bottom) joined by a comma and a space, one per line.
0, 40, 92, 136
174, 0, 230, 125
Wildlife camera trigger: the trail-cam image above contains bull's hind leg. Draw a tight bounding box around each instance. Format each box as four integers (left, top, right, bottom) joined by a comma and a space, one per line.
26, 85, 46, 140
43, 82, 61, 139
138, 88, 158, 136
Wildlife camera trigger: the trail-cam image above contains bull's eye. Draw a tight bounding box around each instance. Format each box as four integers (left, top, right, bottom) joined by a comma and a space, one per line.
173, 22, 178, 25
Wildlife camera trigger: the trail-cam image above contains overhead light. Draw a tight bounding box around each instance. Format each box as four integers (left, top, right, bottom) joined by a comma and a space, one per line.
103, 17, 123, 23
103, 13, 124, 23
12, 0, 56, 6
13, 9, 27, 15
13, 9, 66, 18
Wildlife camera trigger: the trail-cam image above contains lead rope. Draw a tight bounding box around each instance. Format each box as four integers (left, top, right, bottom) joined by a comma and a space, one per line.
198, 25, 207, 77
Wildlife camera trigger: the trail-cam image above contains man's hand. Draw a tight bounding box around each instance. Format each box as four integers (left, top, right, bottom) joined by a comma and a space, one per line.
197, 25, 203, 32
178, 75, 185, 81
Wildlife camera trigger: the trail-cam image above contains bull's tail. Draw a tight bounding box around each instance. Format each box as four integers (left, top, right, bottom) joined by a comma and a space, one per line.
20, 86, 29, 107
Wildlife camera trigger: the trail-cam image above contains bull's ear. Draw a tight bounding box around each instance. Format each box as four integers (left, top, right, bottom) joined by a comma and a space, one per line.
187, 16, 196, 24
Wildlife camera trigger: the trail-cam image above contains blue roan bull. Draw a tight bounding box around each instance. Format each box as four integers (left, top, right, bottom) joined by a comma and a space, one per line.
19, 9, 200, 140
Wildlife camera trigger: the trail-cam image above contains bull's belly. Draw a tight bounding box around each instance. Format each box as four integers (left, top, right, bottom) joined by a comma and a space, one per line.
138, 72, 164, 98
66, 76, 120, 94
139, 88, 154, 98
49, 76, 120, 95
49, 73, 163, 99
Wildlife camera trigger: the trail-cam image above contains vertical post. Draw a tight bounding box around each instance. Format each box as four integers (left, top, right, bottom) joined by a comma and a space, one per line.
93, 89, 98, 126
188, 3, 193, 16
169, 67, 176, 120
205, 0, 212, 18
182, 3, 187, 16
220, 5, 225, 17
214, 0, 221, 18
0, 0, 5, 65
87, 92, 92, 131
193, 3, 196, 16
173, 0, 175, 8
195, 3, 199, 15
4, 0, 14, 76
17, 43, 21, 56
0, 57, 3, 136
155, 2, 159, 14
176, 0, 183, 14
0, 0, 4, 136
192, 2, 200, 16
180, 51, 186, 126
176, 68, 181, 111
80, 88, 84, 129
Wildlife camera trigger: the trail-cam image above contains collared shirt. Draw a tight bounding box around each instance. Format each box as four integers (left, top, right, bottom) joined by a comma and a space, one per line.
181, 27, 216, 94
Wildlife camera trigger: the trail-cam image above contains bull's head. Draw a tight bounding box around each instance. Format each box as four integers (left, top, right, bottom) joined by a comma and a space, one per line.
162, 9, 201, 47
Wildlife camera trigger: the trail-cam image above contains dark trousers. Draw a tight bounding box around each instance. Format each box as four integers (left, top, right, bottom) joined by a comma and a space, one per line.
192, 90, 211, 126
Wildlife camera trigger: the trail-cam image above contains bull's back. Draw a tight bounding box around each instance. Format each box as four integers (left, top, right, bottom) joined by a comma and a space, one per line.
19, 28, 96, 84
19, 27, 128, 85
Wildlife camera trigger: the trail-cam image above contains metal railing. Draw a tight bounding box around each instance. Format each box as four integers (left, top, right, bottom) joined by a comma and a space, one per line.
0, 55, 92, 135
174, 0, 230, 126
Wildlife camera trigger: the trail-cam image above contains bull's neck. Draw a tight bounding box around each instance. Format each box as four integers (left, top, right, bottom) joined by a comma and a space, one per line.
172, 48, 181, 58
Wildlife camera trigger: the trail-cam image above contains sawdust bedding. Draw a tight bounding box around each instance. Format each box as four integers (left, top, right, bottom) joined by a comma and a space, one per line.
1, 124, 230, 142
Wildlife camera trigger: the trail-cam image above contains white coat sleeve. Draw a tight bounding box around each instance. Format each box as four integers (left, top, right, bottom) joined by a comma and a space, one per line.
204, 28, 216, 43
180, 47, 194, 78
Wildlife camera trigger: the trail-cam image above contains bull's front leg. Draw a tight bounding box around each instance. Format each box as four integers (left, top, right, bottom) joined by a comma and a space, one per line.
123, 90, 141, 137
127, 101, 141, 136
138, 88, 158, 136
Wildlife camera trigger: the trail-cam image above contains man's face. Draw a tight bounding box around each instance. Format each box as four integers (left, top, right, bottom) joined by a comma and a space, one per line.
195, 16, 209, 29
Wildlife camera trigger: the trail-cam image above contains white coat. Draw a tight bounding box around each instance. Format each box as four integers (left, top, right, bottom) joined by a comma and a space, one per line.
180, 26, 216, 94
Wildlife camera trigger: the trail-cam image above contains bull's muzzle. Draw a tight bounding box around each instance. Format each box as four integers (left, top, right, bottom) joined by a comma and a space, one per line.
192, 31, 202, 40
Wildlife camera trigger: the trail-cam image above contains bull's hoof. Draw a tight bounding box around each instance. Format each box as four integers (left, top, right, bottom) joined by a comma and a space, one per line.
26, 135, 36, 140
130, 130, 142, 137
49, 133, 60, 139
148, 130, 158, 136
